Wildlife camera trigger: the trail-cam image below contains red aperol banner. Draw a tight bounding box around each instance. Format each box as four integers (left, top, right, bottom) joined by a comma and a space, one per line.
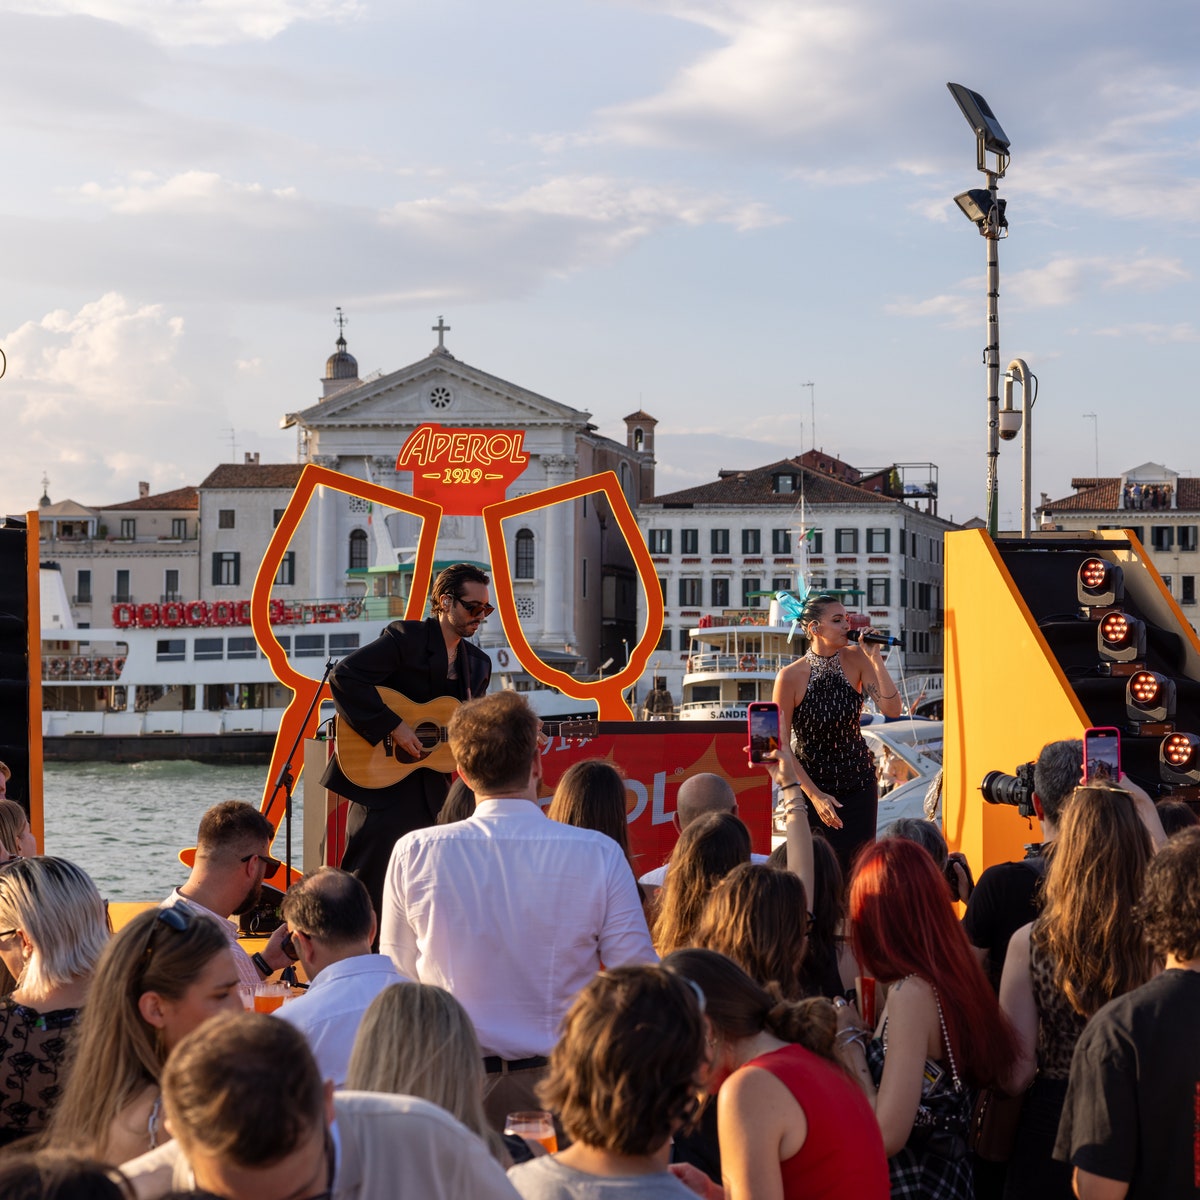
322, 724, 772, 878
396, 423, 530, 514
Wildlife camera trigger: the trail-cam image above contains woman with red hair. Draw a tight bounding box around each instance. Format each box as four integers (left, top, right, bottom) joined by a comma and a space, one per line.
838, 838, 1018, 1199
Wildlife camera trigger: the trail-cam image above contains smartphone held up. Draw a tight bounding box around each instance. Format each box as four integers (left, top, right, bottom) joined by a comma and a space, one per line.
1083, 726, 1121, 784
748, 702, 781, 766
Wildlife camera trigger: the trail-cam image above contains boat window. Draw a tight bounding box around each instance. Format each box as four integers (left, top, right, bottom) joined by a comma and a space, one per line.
228, 637, 257, 660
195, 637, 223, 661
295, 634, 325, 658
156, 639, 186, 663
329, 634, 361, 654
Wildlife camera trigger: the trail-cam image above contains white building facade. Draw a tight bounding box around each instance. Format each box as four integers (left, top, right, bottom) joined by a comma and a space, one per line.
638, 453, 955, 699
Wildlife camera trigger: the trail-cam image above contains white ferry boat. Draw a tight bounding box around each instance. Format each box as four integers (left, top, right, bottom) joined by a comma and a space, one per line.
679, 600, 942, 723
38, 569, 594, 762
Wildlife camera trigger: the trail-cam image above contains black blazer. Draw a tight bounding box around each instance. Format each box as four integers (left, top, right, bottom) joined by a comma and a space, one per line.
320, 618, 492, 810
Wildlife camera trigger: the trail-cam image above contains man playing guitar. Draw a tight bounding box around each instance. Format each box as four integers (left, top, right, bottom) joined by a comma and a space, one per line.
321, 563, 493, 922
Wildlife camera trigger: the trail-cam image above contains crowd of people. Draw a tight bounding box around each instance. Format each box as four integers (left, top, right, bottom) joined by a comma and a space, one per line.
0, 580, 1198, 1200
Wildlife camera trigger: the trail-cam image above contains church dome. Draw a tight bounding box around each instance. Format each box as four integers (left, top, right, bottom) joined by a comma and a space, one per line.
325, 334, 358, 381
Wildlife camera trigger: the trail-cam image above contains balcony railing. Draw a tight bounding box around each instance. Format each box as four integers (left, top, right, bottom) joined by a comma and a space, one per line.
111, 594, 134, 604
72, 594, 93, 605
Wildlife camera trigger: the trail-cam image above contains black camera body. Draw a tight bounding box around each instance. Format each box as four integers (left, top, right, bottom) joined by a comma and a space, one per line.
980, 761, 1037, 819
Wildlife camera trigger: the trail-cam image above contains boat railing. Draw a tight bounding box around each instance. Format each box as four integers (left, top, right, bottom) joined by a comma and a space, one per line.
678, 699, 751, 719
683, 650, 802, 675
44, 654, 126, 682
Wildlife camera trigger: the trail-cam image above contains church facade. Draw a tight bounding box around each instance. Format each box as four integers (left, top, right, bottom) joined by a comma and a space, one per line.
281, 320, 655, 674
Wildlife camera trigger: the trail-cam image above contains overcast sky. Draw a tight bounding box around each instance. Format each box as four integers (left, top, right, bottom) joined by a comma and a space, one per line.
2, 0, 1198, 529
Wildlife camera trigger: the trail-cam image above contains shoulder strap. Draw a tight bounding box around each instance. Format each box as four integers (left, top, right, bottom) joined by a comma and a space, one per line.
930, 986, 963, 1093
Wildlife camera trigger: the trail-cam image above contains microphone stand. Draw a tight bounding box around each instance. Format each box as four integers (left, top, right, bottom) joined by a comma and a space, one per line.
267, 657, 338, 889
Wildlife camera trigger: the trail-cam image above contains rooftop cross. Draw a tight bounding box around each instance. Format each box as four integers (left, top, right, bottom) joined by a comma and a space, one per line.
432, 315, 450, 351
334, 306, 347, 339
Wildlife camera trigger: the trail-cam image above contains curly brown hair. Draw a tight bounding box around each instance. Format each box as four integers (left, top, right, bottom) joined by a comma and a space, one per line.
1135, 826, 1200, 962
538, 966, 705, 1155
1034, 784, 1158, 1018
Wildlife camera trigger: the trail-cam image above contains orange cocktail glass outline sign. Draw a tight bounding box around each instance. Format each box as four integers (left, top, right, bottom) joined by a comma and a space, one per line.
249, 453, 666, 820
250, 464, 442, 824
482, 470, 664, 720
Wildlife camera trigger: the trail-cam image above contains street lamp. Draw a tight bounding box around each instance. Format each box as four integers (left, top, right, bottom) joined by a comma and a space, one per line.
948, 82, 1012, 536
1002, 359, 1038, 536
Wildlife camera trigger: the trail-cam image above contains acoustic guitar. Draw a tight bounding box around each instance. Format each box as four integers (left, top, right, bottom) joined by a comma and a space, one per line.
333, 687, 597, 790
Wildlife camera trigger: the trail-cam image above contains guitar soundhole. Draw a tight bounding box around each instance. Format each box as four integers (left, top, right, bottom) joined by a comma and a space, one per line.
388, 721, 438, 763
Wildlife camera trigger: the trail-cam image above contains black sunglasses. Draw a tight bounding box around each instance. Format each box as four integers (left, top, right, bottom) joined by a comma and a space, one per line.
140, 904, 195, 970
455, 596, 494, 618
241, 852, 283, 873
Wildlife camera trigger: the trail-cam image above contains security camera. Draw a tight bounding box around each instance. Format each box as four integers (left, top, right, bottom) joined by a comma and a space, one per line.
999, 408, 1022, 441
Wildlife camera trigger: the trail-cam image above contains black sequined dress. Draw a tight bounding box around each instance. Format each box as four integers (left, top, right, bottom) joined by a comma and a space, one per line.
791, 650, 878, 872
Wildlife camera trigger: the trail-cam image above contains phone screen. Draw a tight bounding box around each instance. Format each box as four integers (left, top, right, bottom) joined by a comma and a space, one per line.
1084, 727, 1121, 783
748, 704, 780, 764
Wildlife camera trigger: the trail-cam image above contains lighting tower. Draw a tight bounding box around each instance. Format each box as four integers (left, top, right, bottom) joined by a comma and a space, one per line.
948, 82, 1011, 536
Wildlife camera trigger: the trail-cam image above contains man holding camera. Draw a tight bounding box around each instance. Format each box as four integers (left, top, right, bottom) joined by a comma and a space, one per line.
963, 738, 1082, 991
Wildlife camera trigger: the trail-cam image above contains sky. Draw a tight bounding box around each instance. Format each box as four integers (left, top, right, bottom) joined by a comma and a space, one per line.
2, 0, 1199, 530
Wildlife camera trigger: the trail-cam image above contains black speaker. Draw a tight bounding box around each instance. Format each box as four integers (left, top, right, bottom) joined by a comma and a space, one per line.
0, 517, 32, 808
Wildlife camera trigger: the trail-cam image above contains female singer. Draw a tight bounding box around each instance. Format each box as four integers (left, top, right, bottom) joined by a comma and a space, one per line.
773, 594, 901, 872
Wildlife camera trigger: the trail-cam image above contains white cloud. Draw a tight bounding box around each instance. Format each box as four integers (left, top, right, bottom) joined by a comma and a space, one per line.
890, 253, 1189, 327
1092, 322, 1200, 344
0, 0, 360, 45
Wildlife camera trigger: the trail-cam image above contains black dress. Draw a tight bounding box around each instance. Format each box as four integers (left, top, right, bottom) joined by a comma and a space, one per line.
791, 650, 878, 875
0, 998, 81, 1147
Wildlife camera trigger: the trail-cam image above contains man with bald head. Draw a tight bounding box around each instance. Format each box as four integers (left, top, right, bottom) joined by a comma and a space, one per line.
638, 772, 768, 888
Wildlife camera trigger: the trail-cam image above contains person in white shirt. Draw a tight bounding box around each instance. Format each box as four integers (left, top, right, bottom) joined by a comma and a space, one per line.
380, 689, 657, 1129
638, 773, 769, 889
275, 867, 406, 1087
162, 800, 291, 991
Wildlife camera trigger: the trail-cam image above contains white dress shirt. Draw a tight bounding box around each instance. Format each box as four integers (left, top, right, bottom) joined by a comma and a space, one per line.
380, 797, 656, 1060
162, 888, 260, 991
275, 954, 407, 1087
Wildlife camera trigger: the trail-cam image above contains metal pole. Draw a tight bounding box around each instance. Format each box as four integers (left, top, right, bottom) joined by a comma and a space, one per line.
1005, 359, 1033, 536
985, 172, 1001, 536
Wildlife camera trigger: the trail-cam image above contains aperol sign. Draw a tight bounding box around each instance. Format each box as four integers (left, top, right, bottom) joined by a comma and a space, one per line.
397, 423, 530, 514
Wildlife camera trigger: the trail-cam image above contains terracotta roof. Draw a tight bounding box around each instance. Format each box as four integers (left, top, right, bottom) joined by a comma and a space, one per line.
100, 486, 199, 512
623, 410, 658, 424
1042, 478, 1123, 512
200, 464, 306, 489
649, 457, 896, 508
1042, 477, 1200, 513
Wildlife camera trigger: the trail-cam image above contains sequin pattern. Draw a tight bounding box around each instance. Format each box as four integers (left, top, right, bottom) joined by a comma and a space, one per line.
791, 651, 876, 794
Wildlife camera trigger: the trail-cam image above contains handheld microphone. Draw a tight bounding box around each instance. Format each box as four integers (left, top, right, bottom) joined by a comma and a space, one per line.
847, 629, 905, 649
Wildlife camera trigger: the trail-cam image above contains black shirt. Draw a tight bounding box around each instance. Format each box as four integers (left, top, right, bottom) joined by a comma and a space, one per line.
1054, 969, 1200, 1198
961, 853, 1046, 991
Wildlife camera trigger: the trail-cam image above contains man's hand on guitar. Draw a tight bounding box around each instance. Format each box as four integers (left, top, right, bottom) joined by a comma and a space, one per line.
390, 719, 426, 760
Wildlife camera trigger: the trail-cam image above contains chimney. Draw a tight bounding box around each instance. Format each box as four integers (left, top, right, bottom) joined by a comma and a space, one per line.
244, 452, 260, 465
138, 481, 150, 498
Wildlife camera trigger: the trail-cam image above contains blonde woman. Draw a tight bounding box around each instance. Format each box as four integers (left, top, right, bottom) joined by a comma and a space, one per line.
346, 981, 515, 1166
0, 799, 37, 865
48, 904, 241, 1164
0, 857, 108, 1147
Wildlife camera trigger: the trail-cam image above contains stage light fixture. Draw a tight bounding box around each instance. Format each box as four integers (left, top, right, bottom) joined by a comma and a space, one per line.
1160, 732, 1200, 786
1097, 611, 1146, 667
1126, 670, 1176, 728
1077, 557, 1124, 609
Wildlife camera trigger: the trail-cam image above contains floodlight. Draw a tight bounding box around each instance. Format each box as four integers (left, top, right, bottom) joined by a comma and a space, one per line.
1097, 612, 1146, 666
1126, 670, 1176, 727
1160, 732, 1200, 786
947, 83, 1011, 159
1077, 558, 1125, 609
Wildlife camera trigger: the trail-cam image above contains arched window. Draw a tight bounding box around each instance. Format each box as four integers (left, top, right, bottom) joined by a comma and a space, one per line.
633, 427, 644, 451
349, 528, 368, 571
515, 528, 535, 579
